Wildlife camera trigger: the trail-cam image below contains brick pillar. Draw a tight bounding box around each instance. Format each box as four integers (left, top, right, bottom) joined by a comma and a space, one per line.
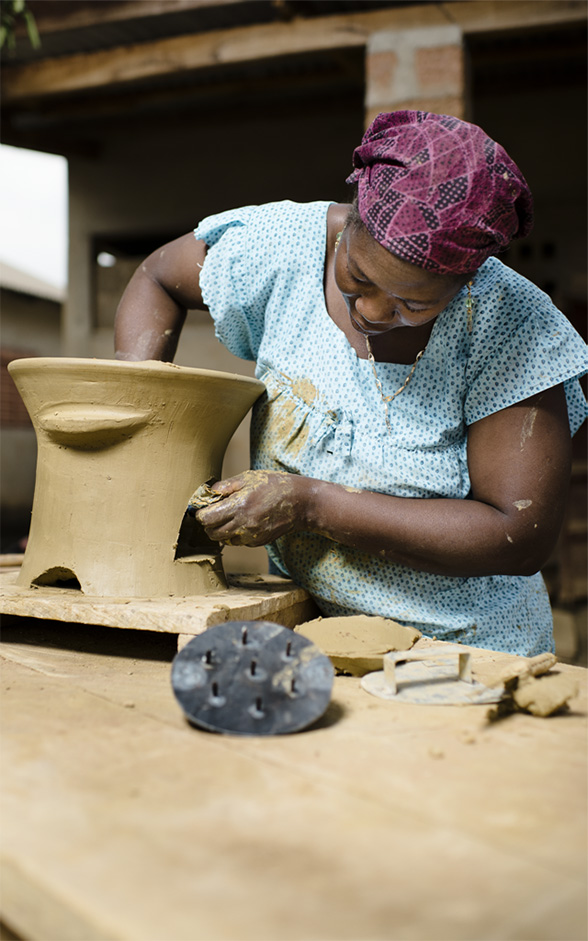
365, 25, 467, 128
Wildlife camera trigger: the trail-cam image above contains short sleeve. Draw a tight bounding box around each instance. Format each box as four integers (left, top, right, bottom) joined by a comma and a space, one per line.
464, 269, 588, 435
195, 201, 325, 362
194, 205, 264, 360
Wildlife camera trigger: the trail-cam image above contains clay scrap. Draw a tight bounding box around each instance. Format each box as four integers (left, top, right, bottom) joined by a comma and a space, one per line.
294, 614, 421, 676
492, 651, 558, 685
187, 481, 226, 514
486, 653, 579, 719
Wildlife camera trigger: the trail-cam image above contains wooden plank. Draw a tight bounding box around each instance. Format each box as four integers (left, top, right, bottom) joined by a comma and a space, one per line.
26, 0, 241, 35
0, 555, 24, 568
0, 6, 447, 102
1, 624, 586, 940
0, 568, 318, 637
3, 1, 585, 104
1, 56, 357, 132
440, 0, 588, 34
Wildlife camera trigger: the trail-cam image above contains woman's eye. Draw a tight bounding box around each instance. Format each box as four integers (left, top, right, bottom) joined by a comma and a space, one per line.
404, 302, 428, 314
347, 266, 369, 285
350, 273, 366, 285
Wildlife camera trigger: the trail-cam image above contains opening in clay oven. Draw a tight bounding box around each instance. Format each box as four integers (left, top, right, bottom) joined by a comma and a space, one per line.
32, 567, 83, 591
174, 510, 219, 562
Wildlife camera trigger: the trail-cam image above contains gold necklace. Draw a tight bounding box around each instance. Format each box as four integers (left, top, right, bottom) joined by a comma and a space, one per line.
365, 335, 424, 433
337, 228, 424, 430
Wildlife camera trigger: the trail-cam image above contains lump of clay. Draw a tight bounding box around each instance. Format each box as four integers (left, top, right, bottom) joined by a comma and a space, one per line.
496, 651, 557, 685
477, 651, 558, 690
487, 656, 580, 720
512, 672, 579, 717
294, 615, 421, 676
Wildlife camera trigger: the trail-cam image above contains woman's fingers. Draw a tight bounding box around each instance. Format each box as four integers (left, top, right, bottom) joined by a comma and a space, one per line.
194, 469, 305, 547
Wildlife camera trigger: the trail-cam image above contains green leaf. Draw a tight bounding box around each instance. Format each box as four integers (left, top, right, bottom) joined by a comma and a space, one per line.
23, 9, 40, 48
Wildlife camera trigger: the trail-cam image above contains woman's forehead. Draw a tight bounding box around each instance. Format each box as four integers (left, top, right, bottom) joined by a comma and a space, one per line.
348, 225, 463, 298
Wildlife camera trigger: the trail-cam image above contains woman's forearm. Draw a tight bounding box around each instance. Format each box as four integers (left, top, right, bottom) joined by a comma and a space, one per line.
197, 470, 555, 579
303, 478, 550, 578
114, 266, 187, 361
197, 388, 569, 579
114, 234, 207, 361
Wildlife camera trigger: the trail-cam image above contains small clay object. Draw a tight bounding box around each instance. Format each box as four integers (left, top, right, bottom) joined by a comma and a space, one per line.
512, 672, 579, 717
187, 481, 226, 515
171, 620, 334, 735
295, 614, 421, 676
495, 651, 558, 685
487, 661, 579, 720
361, 649, 503, 706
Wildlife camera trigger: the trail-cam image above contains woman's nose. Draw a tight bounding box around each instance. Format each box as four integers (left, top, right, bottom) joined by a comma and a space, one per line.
355, 295, 397, 324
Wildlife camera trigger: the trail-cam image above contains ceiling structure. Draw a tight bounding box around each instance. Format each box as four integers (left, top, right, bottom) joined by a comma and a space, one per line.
2, 0, 585, 156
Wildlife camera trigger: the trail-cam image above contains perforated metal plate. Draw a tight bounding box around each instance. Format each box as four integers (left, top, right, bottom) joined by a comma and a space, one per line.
171, 620, 334, 735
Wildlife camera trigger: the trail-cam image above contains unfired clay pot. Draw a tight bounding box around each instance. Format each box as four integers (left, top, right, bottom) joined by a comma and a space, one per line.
8, 357, 265, 598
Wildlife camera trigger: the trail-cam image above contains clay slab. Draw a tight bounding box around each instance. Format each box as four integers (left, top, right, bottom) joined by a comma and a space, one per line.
295, 614, 421, 676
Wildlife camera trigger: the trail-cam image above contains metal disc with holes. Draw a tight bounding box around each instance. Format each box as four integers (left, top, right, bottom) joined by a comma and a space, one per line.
171, 620, 334, 735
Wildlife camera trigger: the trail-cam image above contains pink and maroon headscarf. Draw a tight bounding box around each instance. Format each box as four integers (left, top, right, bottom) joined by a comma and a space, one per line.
346, 111, 533, 275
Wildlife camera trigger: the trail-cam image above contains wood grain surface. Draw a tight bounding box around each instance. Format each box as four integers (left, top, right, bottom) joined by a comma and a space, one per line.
1, 617, 586, 941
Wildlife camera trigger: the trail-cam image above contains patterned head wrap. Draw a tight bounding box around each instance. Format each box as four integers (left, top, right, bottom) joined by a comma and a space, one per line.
346, 111, 533, 275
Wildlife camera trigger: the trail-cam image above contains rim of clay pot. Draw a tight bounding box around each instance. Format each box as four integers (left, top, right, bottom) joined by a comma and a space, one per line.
7, 357, 265, 389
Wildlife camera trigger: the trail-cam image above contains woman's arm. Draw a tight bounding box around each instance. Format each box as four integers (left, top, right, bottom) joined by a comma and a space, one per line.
114, 234, 208, 361
196, 384, 572, 578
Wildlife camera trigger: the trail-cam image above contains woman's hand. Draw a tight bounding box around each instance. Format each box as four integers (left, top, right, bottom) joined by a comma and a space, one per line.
195, 470, 313, 547
197, 386, 571, 577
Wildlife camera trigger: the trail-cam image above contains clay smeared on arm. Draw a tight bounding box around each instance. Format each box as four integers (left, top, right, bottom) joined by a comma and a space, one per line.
114, 234, 208, 362
198, 386, 571, 579
196, 470, 311, 547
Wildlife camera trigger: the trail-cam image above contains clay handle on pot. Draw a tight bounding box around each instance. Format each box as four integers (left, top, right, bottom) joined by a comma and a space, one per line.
38, 405, 151, 449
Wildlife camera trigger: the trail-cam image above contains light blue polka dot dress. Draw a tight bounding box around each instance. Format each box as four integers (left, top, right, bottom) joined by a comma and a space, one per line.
195, 200, 588, 655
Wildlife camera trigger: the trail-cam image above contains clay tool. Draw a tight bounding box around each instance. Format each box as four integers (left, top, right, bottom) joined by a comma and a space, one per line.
171, 620, 334, 735
176, 479, 228, 558
186, 479, 227, 517
361, 647, 503, 705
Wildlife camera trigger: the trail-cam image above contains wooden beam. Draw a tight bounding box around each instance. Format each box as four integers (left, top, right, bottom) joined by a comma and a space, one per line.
0, 6, 447, 102
3, 59, 362, 131
2, 1, 586, 103
24, 0, 243, 34
440, 0, 588, 34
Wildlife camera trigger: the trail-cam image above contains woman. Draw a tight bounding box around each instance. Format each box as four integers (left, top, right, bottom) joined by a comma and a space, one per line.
115, 110, 587, 656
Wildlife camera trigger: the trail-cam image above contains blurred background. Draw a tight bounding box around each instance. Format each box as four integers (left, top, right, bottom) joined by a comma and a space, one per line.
1, 0, 586, 656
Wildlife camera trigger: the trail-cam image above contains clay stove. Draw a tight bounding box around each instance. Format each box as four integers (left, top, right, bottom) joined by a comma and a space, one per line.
8, 357, 265, 598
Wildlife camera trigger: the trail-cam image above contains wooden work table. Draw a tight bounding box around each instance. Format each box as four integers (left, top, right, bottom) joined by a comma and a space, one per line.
1, 615, 586, 941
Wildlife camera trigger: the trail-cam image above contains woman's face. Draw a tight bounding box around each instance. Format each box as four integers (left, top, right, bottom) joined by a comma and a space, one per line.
334, 223, 467, 337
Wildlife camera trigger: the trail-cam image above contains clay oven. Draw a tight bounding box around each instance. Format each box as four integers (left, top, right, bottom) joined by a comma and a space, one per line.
8, 358, 265, 598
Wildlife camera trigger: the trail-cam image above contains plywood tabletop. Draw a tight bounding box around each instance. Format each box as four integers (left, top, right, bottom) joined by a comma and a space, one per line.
1, 618, 586, 941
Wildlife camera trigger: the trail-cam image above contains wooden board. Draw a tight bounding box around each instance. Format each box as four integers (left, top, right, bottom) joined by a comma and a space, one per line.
3, 2, 584, 103
0, 568, 319, 644
1, 617, 586, 941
